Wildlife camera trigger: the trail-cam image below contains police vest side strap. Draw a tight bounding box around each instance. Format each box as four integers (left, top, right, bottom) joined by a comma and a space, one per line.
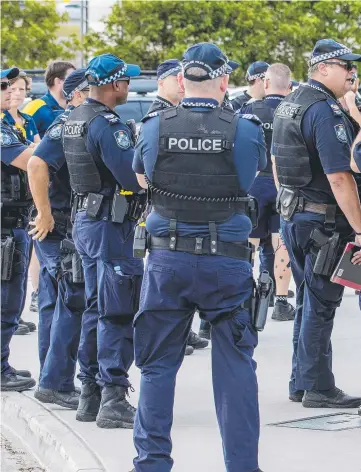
152, 105, 248, 224
63, 102, 118, 195
248, 100, 276, 176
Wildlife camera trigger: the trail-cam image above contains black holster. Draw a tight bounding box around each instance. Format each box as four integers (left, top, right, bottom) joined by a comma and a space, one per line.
60, 238, 84, 284
276, 186, 298, 221
247, 196, 259, 229
310, 228, 340, 276
111, 188, 147, 224
1, 235, 15, 281
133, 224, 148, 258
251, 271, 274, 331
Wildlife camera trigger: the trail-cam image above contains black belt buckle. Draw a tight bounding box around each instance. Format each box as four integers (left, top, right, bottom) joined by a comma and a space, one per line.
297, 196, 305, 212
195, 237, 203, 254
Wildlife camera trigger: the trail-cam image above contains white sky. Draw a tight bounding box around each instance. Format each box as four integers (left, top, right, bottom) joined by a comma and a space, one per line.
56, 0, 117, 32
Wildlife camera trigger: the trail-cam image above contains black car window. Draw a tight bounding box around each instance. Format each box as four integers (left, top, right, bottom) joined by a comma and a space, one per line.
140, 101, 153, 117
115, 101, 143, 123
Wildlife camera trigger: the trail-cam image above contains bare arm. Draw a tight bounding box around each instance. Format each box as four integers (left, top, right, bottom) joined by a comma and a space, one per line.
33, 134, 41, 144
10, 147, 34, 170
27, 155, 54, 241
351, 130, 361, 173
271, 154, 279, 190
136, 173, 148, 189
327, 172, 361, 236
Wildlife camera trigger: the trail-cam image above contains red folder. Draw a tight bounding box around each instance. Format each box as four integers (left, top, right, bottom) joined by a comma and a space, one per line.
331, 243, 361, 290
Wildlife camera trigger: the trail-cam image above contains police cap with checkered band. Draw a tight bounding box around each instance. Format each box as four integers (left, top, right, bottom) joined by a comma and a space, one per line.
182, 42, 239, 82
245, 61, 270, 82
85, 53, 141, 86
309, 39, 361, 66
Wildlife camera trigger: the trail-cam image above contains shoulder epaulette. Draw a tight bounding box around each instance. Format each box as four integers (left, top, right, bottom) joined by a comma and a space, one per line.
102, 113, 121, 125
141, 111, 159, 122
238, 113, 262, 125
22, 99, 46, 116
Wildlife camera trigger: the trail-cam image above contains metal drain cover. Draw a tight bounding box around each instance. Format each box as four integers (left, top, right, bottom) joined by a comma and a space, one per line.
269, 413, 361, 431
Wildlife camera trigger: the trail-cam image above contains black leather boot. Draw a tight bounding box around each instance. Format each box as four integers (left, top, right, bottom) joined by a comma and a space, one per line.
303, 387, 361, 408
96, 385, 136, 429
187, 330, 209, 349
1, 372, 36, 392
76, 383, 101, 422
34, 387, 79, 409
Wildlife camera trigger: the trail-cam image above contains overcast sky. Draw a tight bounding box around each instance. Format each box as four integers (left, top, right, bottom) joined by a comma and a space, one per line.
57, 0, 117, 32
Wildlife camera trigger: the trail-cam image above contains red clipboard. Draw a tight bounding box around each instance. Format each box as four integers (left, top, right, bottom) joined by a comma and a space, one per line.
331, 242, 361, 290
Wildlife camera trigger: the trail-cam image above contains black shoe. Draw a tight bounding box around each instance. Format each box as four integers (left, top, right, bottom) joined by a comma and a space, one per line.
19, 318, 36, 332
198, 328, 211, 340
187, 330, 209, 349
29, 290, 38, 312
34, 387, 79, 409
185, 345, 194, 356
96, 385, 136, 429
12, 368, 31, 378
271, 301, 295, 321
289, 390, 304, 402
76, 383, 101, 422
1, 372, 36, 392
302, 387, 361, 409
288, 289, 295, 298
14, 323, 30, 335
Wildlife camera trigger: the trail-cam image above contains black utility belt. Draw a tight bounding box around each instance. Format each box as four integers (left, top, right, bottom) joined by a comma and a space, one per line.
73, 191, 146, 224
1, 214, 27, 230
149, 236, 253, 262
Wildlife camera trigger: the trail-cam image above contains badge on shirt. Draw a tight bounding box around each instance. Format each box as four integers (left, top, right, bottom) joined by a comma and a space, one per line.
114, 130, 131, 149
48, 123, 63, 140
330, 103, 342, 116
334, 124, 348, 144
0, 131, 13, 146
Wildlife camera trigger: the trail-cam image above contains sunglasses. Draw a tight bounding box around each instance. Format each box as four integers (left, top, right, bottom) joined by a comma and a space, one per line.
1, 81, 11, 91
323, 61, 356, 72
116, 77, 130, 85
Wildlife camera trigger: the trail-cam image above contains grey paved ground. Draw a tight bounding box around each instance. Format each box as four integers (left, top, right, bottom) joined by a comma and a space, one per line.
6, 280, 361, 472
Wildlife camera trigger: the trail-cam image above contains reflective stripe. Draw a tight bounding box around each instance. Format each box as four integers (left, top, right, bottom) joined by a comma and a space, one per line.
22, 99, 46, 116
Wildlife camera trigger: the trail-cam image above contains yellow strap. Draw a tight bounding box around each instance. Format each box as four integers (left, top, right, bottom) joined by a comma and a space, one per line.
120, 190, 134, 196
15, 123, 27, 139
139, 222, 146, 227
22, 99, 46, 116
0, 113, 4, 120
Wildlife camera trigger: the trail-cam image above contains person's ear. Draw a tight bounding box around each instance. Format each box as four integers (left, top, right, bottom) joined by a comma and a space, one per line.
220, 75, 229, 92
318, 63, 328, 77
177, 72, 185, 93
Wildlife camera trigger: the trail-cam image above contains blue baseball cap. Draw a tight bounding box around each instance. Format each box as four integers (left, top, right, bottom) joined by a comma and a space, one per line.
245, 61, 270, 82
157, 59, 182, 80
63, 68, 88, 101
309, 39, 361, 66
182, 42, 239, 81
86, 54, 141, 86
1, 67, 19, 80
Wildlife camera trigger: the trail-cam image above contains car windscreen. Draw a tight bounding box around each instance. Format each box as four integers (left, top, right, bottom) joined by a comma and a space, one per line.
116, 100, 152, 123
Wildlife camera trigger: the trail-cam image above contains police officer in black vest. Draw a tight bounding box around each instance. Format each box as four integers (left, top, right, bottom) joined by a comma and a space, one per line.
242, 63, 296, 322
1, 67, 36, 391
63, 54, 144, 428
231, 61, 269, 112
132, 42, 266, 472
272, 39, 361, 408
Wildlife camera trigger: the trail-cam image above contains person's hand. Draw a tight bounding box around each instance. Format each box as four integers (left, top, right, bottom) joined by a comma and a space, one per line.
344, 91, 356, 111
351, 249, 361, 265
28, 211, 54, 241
355, 234, 361, 247
351, 77, 360, 94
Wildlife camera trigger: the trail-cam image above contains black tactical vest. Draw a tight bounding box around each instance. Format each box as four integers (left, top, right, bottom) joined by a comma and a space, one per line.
142, 96, 173, 122
248, 99, 281, 175
231, 91, 251, 112
273, 85, 331, 189
152, 105, 247, 223
63, 102, 116, 195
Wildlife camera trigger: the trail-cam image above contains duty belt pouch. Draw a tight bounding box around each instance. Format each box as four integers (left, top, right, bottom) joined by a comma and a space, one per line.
1, 236, 15, 281
278, 187, 298, 221
111, 192, 128, 224
248, 197, 259, 229
86, 193, 104, 218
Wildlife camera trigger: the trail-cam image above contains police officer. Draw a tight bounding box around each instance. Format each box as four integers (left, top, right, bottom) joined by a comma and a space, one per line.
1, 67, 36, 391
272, 39, 361, 408
63, 54, 144, 428
132, 42, 266, 472
242, 63, 296, 321
231, 61, 269, 112
26, 70, 89, 409
23, 61, 75, 137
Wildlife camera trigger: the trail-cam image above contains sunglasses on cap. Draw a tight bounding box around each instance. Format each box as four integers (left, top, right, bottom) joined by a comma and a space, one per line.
115, 77, 130, 85
1, 81, 11, 91
323, 61, 356, 72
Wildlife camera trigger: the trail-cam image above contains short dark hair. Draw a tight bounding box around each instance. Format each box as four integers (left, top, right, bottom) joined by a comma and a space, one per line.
45, 61, 75, 88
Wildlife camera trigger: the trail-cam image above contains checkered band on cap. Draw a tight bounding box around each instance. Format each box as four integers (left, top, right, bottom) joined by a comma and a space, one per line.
208, 62, 232, 79
93, 64, 128, 85
64, 79, 88, 101
309, 48, 352, 66
247, 72, 266, 81
158, 66, 181, 81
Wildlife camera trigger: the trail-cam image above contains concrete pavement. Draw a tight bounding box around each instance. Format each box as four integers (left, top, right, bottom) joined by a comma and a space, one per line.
2, 281, 361, 472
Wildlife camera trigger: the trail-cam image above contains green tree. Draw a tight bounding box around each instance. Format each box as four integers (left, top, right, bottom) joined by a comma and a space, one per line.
1, 0, 77, 68
83, 0, 361, 83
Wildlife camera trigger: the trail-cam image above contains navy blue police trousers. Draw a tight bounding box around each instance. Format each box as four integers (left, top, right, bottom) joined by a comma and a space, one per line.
133, 249, 259, 472
281, 213, 353, 395
34, 231, 84, 391
1, 228, 32, 374
73, 211, 143, 388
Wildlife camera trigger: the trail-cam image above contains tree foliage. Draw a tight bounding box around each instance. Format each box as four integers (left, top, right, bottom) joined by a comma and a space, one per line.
1, 0, 77, 68
83, 0, 361, 83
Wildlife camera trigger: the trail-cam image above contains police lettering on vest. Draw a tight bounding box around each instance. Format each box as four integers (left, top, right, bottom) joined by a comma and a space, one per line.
166, 136, 223, 153
64, 122, 83, 137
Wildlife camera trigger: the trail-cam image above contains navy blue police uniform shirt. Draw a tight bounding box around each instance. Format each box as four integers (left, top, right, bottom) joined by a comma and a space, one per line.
33, 106, 74, 211
133, 97, 267, 242
354, 142, 361, 171
272, 79, 354, 204
84, 98, 140, 193
1, 118, 28, 166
